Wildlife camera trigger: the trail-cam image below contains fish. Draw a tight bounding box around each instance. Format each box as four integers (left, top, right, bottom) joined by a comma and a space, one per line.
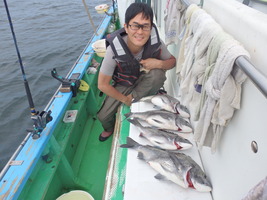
120, 137, 212, 192
124, 110, 193, 133
138, 94, 190, 118
170, 152, 212, 192
120, 137, 188, 188
128, 118, 193, 150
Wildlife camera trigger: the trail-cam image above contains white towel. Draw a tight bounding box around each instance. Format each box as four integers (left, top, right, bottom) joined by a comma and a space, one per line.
164, 0, 186, 45
179, 11, 222, 112
175, 4, 199, 77
178, 9, 208, 100
194, 38, 250, 153
194, 32, 232, 121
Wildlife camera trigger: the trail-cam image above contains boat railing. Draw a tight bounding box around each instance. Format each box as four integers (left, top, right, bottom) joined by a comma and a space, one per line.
158, 0, 267, 99
0, 6, 114, 197
139, 0, 267, 99
244, 0, 267, 5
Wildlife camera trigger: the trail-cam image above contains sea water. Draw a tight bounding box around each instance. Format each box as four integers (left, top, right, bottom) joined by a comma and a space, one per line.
0, 0, 110, 170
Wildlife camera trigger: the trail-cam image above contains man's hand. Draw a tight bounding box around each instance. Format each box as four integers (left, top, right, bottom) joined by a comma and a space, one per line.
139, 55, 176, 71
140, 58, 162, 70
123, 94, 133, 106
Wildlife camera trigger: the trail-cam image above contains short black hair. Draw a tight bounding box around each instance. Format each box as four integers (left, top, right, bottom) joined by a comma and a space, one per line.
125, 3, 153, 25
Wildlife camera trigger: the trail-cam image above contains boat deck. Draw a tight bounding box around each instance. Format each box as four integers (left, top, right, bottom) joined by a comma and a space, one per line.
16, 67, 115, 200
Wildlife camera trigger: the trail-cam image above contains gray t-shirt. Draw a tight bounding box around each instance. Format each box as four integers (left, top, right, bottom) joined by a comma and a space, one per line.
100, 35, 172, 76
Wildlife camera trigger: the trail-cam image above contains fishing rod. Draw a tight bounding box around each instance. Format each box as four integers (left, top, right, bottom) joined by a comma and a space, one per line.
3, 0, 52, 139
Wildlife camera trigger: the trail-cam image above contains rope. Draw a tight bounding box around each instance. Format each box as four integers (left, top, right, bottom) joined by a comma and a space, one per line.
82, 0, 98, 36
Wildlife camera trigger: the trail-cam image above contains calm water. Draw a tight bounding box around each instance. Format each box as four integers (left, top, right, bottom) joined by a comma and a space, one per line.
0, 0, 110, 170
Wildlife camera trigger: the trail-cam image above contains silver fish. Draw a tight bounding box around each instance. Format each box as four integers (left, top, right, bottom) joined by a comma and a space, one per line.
120, 137, 188, 188
128, 118, 193, 150
170, 153, 212, 192
125, 110, 193, 133
138, 94, 190, 118
120, 137, 212, 192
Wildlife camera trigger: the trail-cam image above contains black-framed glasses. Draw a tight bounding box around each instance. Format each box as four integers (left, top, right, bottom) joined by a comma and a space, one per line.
128, 23, 151, 31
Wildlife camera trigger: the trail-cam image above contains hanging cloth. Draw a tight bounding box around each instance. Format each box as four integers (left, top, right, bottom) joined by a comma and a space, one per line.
175, 4, 200, 78
194, 38, 250, 153
164, 0, 186, 46
179, 11, 222, 109
194, 32, 232, 121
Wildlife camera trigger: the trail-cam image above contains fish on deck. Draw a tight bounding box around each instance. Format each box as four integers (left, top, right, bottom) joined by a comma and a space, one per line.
125, 110, 193, 133
170, 152, 212, 192
128, 118, 193, 150
137, 94, 190, 118
120, 137, 212, 192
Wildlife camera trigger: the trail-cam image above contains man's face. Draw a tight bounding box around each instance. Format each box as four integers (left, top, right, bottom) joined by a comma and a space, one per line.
124, 13, 151, 49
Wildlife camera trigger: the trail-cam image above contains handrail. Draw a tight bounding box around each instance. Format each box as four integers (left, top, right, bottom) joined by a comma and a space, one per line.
235, 56, 267, 98
243, 0, 250, 5
180, 0, 267, 99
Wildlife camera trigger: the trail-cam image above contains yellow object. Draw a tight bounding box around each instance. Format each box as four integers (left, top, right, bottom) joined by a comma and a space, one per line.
92, 39, 106, 57
95, 4, 109, 14
79, 80, 89, 92
56, 190, 94, 200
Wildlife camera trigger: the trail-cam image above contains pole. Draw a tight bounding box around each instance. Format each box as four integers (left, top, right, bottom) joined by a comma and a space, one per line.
3, 0, 37, 115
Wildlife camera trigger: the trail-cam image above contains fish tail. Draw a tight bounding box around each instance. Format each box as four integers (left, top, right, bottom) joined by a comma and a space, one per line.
127, 118, 139, 125
128, 118, 145, 130
124, 112, 132, 119
120, 137, 140, 149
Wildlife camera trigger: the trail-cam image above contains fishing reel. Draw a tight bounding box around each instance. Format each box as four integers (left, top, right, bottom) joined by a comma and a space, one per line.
28, 110, 53, 139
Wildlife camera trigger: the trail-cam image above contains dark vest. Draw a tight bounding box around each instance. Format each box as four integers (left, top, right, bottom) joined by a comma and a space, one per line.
106, 24, 161, 87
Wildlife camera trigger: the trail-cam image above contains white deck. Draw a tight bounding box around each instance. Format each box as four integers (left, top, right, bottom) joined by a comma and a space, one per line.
123, 102, 213, 200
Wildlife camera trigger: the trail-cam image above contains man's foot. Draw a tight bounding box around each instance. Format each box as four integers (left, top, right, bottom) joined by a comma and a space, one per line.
99, 131, 113, 142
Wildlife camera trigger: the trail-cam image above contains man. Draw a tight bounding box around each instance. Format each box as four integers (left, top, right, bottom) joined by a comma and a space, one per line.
97, 2, 176, 141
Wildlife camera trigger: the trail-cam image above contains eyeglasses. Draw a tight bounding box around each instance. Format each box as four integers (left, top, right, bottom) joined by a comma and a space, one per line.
128, 23, 151, 31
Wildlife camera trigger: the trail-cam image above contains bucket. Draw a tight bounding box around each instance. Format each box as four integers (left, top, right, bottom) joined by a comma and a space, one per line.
92, 39, 106, 57
95, 4, 109, 14
56, 190, 94, 200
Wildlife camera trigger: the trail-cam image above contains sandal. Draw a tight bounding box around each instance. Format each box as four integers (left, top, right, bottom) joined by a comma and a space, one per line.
99, 131, 113, 142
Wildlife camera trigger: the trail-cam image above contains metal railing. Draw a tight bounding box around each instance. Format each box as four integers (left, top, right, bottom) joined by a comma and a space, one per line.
180, 0, 267, 98
135, 0, 267, 98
